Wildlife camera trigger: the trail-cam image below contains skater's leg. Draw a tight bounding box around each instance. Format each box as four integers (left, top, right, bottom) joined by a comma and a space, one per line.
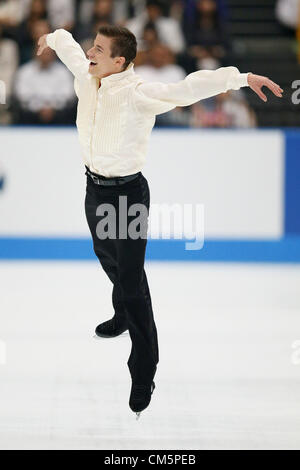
116, 174, 159, 385
118, 250, 159, 384
93, 248, 127, 326
85, 181, 127, 324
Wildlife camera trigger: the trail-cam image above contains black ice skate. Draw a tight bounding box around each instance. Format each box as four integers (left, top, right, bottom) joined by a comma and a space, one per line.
129, 381, 156, 419
94, 316, 128, 338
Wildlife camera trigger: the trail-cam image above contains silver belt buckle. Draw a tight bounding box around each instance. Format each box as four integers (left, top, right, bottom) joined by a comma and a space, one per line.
91, 174, 100, 184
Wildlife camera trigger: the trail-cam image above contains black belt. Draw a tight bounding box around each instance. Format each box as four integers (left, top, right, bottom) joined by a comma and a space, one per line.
85, 166, 140, 186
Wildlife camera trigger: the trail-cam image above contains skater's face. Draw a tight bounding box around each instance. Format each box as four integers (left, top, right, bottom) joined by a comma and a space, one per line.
87, 34, 126, 79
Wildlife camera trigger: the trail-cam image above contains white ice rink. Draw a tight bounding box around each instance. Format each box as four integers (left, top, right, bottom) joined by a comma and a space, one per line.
1, 261, 300, 450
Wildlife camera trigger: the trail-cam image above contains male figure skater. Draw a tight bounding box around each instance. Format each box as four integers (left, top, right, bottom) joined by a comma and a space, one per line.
37, 24, 283, 418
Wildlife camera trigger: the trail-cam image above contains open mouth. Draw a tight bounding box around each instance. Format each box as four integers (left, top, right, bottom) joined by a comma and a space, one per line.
90, 61, 97, 67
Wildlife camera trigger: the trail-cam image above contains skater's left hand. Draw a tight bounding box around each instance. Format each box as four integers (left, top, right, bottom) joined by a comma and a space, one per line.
247, 73, 283, 102
37, 34, 49, 56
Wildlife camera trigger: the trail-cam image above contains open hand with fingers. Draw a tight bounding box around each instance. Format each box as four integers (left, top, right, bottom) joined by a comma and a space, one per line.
247, 73, 283, 102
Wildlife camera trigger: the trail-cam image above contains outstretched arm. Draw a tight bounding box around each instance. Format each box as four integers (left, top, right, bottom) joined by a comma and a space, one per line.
37, 29, 89, 80
134, 66, 283, 115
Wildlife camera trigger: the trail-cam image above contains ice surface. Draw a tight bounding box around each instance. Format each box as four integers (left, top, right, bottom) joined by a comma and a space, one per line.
0, 261, 300, 449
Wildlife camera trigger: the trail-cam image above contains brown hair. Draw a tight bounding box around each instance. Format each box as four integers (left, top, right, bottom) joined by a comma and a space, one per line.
98, 24, 137, 71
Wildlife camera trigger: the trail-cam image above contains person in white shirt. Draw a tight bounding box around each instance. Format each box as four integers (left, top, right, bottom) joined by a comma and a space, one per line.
126, 0, 185, 54
190, 89, 257, 128
14, 43, 76, 124
47, 0, 75, 30
0, 0, 25, 27
135, 43, 186, 82
275, 0, 299, 30
36, 24, 283, 418
19, 0, 75, 30
0, 23, 19, 123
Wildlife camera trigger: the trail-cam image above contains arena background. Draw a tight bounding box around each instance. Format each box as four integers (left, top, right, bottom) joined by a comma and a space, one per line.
1, 0, 300, 450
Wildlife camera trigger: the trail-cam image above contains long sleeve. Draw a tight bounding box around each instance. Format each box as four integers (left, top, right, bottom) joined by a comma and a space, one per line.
134, 66, 250, 116
46, 29, 89, 80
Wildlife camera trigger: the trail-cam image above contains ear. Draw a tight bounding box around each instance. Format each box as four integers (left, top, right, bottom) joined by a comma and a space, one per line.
116, 56, 126, 69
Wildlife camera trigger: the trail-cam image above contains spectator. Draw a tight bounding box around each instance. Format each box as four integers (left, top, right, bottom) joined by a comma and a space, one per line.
112, 0, 138, 24
30, 18, 51, 44
188, 46, 221, 70
135, 43, 190, 127
12, 33, 76, 124
76, 0, 94, 25
15, 0, 48, 64
76, 0, 126, 32
183, 0, 228, 28
0, 0, 25, 28
113, 0, 176, 23
186, 0, 228, 53
17, 1, 74, 49
169, 0, 184, 21
0, 23, 18, 98
47, 0, 75, 30
138, 20, 160, 51
75, 0, 113, 42
0, 22, 19, 123
190, 90, 257, 128
136, 43, 186, 82
275, 0, 299, 30
133, 21, 160, 66
126, 0, 185, 54
180, 0, 228, 73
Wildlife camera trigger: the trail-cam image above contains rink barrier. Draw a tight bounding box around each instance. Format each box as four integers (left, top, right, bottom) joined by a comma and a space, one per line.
0, 127, 300, 261
0, 236, 300, 262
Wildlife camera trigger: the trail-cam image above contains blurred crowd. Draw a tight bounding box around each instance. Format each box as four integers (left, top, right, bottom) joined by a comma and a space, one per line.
0, 0, 257, 128
275, 0, 300, 30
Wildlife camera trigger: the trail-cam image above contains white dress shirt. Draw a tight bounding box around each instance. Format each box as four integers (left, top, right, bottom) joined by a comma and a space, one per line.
14, 59, 75, 112
47, 0, 75, 29
0, 38, 19, 99
275, 0, 299, 29
46, 29, 250, 177
135, 64, 186, 83
0, 0, 24, 25
126, 11, 186, 54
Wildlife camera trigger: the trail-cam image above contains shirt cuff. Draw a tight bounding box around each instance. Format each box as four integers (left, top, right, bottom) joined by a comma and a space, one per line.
236, 72, 250, 88
46, 31, 56, 49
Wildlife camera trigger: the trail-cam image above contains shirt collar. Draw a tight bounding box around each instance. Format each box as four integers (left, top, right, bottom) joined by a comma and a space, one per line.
99, 62, 135, 86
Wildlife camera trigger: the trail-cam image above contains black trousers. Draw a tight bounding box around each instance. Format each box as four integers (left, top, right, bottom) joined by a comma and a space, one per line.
84, 169, 159, 385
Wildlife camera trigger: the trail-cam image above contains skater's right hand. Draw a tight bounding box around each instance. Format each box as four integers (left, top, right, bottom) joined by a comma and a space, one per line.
37, 34, 49, 56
